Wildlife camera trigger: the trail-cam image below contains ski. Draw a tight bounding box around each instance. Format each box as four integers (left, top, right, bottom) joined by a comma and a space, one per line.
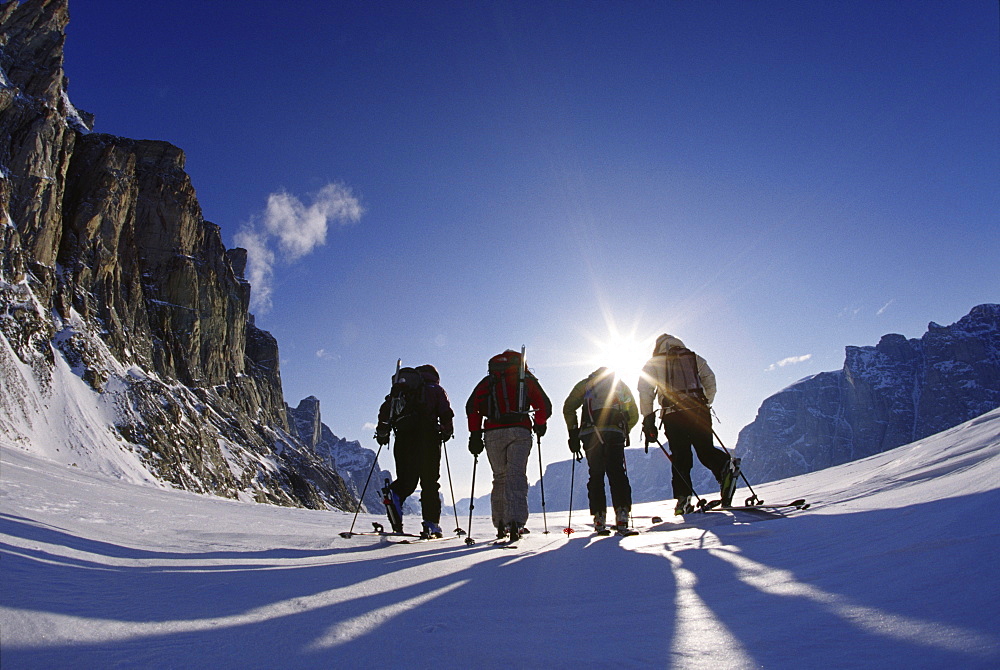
381, 479, 403, 533
589, 525, 640, 537
704, 498, 810, 511
339, 521, 423, 540
390, 535, 458, 545
719, 457, 742, 507
593, 529, 640, 537
339, 530, 422, 540
491, 539, 519, 549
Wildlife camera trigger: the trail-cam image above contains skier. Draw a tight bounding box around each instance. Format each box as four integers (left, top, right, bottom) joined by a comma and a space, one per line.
375, 364, 454, 537
563, 367, 639, 533
466, 349, 552, 541
637, 334, 739, 513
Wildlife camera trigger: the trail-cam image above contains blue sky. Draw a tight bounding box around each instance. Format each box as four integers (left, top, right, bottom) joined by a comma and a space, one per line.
64, 1, 998, 498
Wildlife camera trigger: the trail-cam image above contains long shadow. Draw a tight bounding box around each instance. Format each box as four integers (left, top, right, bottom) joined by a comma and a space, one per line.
2, 523, 678, 668
675, 489, 1000, 668
0, 513, 337, 561
1, 513, 445, 622
9, 494, 997, 668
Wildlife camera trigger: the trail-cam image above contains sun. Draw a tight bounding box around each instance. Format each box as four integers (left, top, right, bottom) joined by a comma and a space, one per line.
594, 333, 652, 388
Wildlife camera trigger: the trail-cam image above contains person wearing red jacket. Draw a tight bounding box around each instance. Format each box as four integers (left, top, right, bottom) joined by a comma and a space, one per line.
466, 349, 552, 541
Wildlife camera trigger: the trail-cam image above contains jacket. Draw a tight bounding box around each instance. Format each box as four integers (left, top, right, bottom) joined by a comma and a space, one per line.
377, 364, 454, 437
466, 365, 551, 432
638, 334, 717, 417
563, 367, 639, 438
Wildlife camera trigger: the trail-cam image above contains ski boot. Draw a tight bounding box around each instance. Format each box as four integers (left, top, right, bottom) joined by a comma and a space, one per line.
495, 526, 508, 540
421, 521, 443, 539
594, 511, 609, 535
719, 457, 742, 507
381, 479, 403, 533
674, 496, 694, 515
508, 521, 521, 542
614, 507, 630, 531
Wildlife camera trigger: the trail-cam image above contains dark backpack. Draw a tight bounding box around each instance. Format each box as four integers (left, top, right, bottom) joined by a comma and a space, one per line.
583, 370, 627, 431
485, 350, 529, 423
389, 367, 430, 433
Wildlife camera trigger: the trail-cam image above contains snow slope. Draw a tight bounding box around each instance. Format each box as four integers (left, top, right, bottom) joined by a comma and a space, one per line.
3, 409, 1000, 668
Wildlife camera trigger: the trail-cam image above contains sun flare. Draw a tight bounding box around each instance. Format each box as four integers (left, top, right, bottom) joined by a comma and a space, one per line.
594, 334, 653, 389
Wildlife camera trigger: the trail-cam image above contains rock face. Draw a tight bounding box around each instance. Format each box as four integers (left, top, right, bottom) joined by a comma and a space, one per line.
0, 0, 363, 510
736, 304, 1000, 483
287, 396, 391, 513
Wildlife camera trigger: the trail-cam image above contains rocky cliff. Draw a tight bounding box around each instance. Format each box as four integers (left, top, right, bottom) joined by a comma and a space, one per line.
736, 304, 1000, 483
286, 396, 393, 513
0, 0, 373, 510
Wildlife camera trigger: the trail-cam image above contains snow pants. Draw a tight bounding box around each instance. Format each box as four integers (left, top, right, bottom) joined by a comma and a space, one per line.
485, 426, 533, 530
661, 404, 728, 499
390, 428, 442, 523
583, 429, 632, 515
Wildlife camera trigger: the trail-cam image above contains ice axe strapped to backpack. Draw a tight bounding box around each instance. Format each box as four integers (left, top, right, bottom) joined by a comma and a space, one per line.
385, 366, 432, 435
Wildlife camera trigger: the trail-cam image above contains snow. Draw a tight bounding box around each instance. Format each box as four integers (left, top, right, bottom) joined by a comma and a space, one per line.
2, 409, 1000, 668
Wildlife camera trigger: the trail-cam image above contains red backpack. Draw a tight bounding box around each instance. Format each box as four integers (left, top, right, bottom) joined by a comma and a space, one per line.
486, 350, 528, 422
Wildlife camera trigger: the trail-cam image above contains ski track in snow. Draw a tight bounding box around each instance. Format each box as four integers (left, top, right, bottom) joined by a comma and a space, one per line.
3, 410, 1000, 668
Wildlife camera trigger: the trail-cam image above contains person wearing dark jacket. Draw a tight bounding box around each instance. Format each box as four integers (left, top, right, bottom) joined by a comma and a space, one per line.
563, 367, 639, 532
466, 349, 552, 541
375, 364, 454, 537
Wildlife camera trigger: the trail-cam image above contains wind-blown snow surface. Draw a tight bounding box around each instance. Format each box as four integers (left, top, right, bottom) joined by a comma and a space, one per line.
3, 410, 1000, 668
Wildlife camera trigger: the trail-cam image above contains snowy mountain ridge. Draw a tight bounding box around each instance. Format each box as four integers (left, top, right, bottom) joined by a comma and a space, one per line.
735, 303, 1000, 484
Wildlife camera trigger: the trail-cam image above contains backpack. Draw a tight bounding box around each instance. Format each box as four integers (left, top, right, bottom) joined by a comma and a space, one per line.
388, 367, 430, 433
661, 347, 705, 407
485, 350, 529, 423
583, 369, 628, 431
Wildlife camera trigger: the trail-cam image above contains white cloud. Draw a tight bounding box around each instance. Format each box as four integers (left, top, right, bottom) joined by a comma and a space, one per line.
265, 183, 363, 261
766, 354, 812, 372
877, 299, 895, 316
233, 226, 275, 313
315, 348, 338, 361
236, 182, 363, 313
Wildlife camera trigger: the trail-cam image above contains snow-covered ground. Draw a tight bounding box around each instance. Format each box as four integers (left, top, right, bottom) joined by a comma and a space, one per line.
3, 409, 1000, 669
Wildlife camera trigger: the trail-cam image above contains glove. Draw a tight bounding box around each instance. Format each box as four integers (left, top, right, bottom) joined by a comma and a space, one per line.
568, 428, 582, 455
642, 413, 658, 446
439, 429, 453, 443
374, 424, 390, 446
533, 423, 547, 438
468, 430, 484, 455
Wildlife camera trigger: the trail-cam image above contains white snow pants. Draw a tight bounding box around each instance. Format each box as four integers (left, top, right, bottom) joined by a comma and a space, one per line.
485, 426, 533, 529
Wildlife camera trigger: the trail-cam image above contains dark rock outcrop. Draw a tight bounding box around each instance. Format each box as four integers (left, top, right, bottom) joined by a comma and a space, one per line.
0, 0, 358, 510
287, 396, 392, 513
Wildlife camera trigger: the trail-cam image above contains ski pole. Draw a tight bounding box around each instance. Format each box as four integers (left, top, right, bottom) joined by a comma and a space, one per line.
621, 450, 633, 528
340, 442, 384, 538
711, 428, 762, 506
564, 452, 581, 535
653, 440, 707, 509
441, 437, 465, 535
536, 432, 549, 534
342, 358, 402, 539
464, 454, 478, 545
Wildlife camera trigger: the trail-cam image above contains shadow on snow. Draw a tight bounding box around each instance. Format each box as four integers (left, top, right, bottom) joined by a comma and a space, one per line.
3, 491, 1000, 668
